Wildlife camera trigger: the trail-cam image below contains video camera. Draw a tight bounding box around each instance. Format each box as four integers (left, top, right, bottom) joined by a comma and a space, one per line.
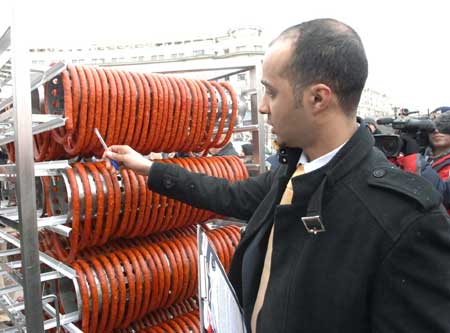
373, 113, 435, 157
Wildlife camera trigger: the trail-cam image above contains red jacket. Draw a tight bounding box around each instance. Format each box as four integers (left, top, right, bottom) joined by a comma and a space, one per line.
431, 154, 450, 214
432, 154, 450, 181
394, 153, 450, 213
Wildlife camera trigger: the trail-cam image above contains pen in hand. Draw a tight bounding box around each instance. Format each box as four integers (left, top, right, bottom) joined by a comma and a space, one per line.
94, 128, 120, 170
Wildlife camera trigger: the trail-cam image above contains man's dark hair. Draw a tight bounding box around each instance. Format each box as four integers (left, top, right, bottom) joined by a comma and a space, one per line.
275, 18, 368, 114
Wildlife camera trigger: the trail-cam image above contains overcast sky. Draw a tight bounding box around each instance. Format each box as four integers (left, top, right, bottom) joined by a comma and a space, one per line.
3, 0, 449, 112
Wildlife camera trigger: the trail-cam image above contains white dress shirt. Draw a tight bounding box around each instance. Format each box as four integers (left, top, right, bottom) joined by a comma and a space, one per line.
298, 143, 346, 174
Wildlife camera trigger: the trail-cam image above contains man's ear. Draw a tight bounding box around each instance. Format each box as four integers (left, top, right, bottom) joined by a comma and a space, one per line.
305, 84, 332, 114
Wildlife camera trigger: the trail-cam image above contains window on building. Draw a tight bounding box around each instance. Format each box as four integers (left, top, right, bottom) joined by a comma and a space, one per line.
224, 48, 230, 54
171, 53, 178, 59
236, 46, 246, 52
139, 56, 145, 61
193, 50, 205, 56
151, 55, 157, 60
238, 73, 246, 81
158, 55, 165, 60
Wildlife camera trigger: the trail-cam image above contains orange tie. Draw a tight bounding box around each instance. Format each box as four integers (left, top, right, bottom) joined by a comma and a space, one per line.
251, 164, 305, 332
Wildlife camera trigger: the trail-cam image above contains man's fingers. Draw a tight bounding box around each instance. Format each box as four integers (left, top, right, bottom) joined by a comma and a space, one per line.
109, 145, 133, 154
105, 150, 125, 161
104, 159, 111, 169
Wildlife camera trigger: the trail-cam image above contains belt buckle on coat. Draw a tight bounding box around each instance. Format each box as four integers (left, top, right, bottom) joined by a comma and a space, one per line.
301, 216, 326, 234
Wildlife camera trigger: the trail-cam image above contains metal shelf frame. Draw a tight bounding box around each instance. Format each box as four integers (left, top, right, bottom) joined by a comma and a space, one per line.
0, 4, 77, 332
151, 63, 267, 174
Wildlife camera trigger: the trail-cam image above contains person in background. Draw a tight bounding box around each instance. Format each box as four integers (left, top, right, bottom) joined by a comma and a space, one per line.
105, 18, 450, 333
430, 106, 450, 120
364, 117, 381, 134
241, 143, 254, 163
265, 140, 281, 170
397, 111, 450, 210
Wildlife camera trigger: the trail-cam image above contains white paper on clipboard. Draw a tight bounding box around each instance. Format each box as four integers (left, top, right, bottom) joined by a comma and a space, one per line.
197, 225, 247, 333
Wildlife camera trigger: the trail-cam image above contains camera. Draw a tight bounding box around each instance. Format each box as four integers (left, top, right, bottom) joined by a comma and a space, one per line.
373, 116, 435, 157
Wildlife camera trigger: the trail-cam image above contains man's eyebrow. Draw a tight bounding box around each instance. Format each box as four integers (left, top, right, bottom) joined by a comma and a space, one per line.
261, 80, 276, 91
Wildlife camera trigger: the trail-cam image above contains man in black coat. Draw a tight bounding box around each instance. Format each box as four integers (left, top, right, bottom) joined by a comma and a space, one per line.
106, 18, 450, 333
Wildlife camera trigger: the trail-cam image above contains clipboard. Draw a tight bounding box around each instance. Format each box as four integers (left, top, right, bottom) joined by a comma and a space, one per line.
197, 225, 247, 333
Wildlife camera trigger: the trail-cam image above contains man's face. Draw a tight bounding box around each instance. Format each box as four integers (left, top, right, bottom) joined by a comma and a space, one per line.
429, 130, 450, 151
259, 39, 314, 148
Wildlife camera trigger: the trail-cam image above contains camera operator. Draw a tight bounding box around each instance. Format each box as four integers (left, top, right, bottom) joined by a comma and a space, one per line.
364, 117, 382, 134
397, 112, 450, 210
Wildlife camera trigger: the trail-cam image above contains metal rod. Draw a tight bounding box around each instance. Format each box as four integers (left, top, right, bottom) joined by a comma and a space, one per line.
0, 294, 79, 332
44, 224, 71, 237
0, 212, 71, 236
0, 230, 76, 279
0, 271, 61, 297
249, 65, 266, 173
0, 284, 22, 297
0, 160, 70, 177
0, 62, 66, 113
42, 295, 60, 332
208, 67, 253, 81
0, 116, 66, 146
152, 64, 255, 74
0, 113, 63, 124
0, 248, 21, 257
43, 310, 81, 333
5, 261, 21, 269
11, 2, 44, 330
0, 293, 25, 331
0, 27, 11, 56
37, 215, 69, 228
212, 124, 259, 135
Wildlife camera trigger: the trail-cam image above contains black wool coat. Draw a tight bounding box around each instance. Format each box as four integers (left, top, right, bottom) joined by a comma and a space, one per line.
148, 124, 450, 333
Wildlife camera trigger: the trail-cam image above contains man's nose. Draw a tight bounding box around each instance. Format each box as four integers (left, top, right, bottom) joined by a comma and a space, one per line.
259, 97, 270, 115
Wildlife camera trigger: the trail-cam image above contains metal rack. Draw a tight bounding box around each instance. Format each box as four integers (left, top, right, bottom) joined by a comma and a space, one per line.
0, 5, 80, 332
113, 58, 267, 174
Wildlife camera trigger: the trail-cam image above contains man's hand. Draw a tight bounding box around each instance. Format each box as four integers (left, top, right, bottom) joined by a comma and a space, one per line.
104, 145, 153, 176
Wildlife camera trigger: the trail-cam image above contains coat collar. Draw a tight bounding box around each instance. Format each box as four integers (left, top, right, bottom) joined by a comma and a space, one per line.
242, 119, 374, 241
277, 118, 374, 184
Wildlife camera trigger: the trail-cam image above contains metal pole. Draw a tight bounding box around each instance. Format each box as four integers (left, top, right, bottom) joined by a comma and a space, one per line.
11, 2, 44, 331
249, 65, 266, 174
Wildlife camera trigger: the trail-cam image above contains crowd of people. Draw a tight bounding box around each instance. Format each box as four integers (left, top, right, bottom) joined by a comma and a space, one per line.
366, 111, 450, 212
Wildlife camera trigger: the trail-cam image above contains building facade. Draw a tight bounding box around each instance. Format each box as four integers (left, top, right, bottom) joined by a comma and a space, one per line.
28, 26, 266, 68
357, 87, 394, 119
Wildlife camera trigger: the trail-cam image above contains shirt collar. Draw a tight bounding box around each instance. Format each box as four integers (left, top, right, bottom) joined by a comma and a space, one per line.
298, 142, 346, 174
